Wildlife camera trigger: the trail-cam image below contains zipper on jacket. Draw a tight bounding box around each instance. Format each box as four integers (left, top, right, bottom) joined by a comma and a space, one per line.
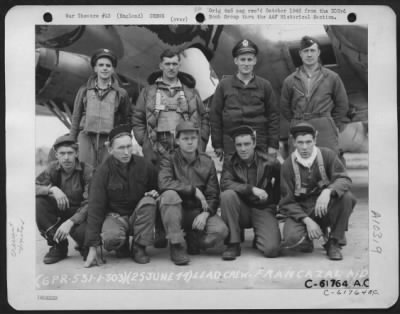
293, 86, 305, 97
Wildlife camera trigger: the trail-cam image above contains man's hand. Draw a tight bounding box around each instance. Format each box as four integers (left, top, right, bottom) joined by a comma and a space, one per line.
303, 217, 323, 240
144, 189, 159, 199
192, 212, 210, 231
195, 188, 209, 211
84, 247, 104, 268
49, 186, 70, 210
315, 189, 331, 218
214, 148, 224, 162
53, 219, 74, 243
251, 187, 269, 201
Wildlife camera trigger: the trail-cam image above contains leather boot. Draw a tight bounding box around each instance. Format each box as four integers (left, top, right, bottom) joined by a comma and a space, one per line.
324, 238, 343, 260
298, 238, 314, 253
43, 240, 68, 264
170, 243, 190, 265
222, 243, 241, 261
132, 243, 150, 264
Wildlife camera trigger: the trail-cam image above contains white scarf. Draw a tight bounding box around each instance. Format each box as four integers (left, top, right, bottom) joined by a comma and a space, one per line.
294, 146, 318, 168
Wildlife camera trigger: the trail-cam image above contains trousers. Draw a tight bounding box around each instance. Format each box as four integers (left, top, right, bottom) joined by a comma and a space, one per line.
36, 196, 85, 247
100, 196, 157, 251
220, 190, 281, 257
283, 191, 356, 246
159, 190, 228, 245
77, 132, 109, 168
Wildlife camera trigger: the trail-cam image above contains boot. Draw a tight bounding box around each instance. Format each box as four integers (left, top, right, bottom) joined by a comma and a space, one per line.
131, 243, 150, 264
222, 243, 241, 261
41, 218, 63, 247
43, 240, 68, 264
297, 238, 314, 253
170, 243, 190, 265
116, 240, 130, 258
324, 238, 343, 260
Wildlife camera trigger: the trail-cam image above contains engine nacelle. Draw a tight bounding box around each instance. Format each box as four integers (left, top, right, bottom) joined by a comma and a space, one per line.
36, 48, 92, 110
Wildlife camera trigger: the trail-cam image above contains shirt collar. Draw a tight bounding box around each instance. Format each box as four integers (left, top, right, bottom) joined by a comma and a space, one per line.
95, 79, 112, 91
233, 73, 256, 87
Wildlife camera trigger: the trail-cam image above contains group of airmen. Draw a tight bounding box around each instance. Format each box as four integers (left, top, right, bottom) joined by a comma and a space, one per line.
36, 35, 356, 267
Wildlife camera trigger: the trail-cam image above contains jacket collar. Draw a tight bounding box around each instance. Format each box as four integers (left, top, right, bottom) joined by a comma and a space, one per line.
230, 148, 272, 168
231, 74, 257, 89
293, 64, 327, 80
230, 148, 275, 186
86, 74, 121, 90
155, 77, 182, 89
147, 71, 196, 88
175, 148, 200, 166
110, 154, 135, 168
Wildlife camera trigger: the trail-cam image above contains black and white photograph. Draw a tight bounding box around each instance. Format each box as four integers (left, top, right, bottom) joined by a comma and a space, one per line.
5, 5, 398, 310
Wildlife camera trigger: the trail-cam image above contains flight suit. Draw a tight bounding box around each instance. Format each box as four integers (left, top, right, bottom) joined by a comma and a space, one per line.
36, 160, 93, 248
279, 146, 356, 247
158, 149, 228, 249
84, 154, 158, 251
132, 71, 210, 167
280, 66, 348, 154
220, 149, 281, 257
70, 75, 132, 168
210, 75, 280, 155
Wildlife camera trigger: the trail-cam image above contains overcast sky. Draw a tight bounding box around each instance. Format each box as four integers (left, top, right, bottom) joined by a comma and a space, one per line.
35, 116, 69, 148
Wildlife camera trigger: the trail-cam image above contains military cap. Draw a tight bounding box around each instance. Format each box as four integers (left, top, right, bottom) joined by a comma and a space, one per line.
232, 39, 258, 57
108, 124, 132, 143
230, 125, 256, 140
175, 120, 199, 137
299, 36, 320, 51
90, 48, 117, 68
53, 134, 77, 150
290, 122, 316, 138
